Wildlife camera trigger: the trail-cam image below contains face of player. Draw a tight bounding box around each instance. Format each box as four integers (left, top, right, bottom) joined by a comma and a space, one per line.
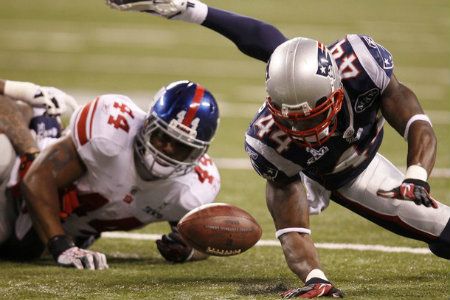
149, 129, 194, 164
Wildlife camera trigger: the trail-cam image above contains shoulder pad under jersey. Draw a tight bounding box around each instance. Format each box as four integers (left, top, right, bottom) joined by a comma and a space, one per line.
346, 34, 394, 91
70, 94, 145, 157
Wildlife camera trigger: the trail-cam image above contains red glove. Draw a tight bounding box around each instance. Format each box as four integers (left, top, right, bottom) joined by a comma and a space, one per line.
280, 278, 343, 299
377, 179, 438, 209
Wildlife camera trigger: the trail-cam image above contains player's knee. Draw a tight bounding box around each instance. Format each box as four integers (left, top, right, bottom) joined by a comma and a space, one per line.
0, 229, 45, 261
0, 134, 16, 184
428, 242, 450, 260
428, 218, 450, 259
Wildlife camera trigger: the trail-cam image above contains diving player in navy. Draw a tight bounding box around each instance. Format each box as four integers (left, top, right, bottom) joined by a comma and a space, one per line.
108, 1, 450, 298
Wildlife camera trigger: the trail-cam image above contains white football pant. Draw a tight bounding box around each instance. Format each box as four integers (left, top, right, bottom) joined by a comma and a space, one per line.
0, 134, 17, 244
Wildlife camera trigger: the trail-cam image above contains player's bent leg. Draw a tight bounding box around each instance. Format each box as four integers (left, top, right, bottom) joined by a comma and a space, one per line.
0, 227, 45, 261
332, 153, 450, 258
0, 210, 45, 260
0, 134, 15, 185
0, 134, 16, 244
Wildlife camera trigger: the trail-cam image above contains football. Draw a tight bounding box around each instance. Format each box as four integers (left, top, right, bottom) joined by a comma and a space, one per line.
177, 203, 262, 256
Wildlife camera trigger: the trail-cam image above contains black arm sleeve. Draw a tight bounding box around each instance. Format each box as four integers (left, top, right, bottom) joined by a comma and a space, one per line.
202, 7, 288, 62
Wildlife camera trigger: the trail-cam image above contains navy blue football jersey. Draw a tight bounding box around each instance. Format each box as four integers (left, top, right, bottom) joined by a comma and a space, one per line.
29, 112, 62, 142
245, 34, 393, 190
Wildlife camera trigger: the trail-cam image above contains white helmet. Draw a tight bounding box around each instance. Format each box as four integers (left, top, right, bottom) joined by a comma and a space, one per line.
265, 37, 344, 147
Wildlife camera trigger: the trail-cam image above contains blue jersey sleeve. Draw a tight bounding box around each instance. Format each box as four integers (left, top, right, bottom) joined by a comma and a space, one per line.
358, 35, 394, 78
202, 7, 288, 62
245, 138, 301, 185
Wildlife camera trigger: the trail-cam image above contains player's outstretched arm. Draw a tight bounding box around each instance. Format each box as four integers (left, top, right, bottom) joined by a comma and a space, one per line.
107, 0, 287, 62
266, 180, 343, 298
0, 79, 78, 117
377, 74, 438, 209
22, 135, 108, 270
0, 93, 39, 156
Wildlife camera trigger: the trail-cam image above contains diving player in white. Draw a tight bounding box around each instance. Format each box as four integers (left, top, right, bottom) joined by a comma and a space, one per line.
107, 1, 450, 298
4, 80, 220, 270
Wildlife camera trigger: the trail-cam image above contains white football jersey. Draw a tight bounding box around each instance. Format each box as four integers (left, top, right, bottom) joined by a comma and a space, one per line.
64, 94, 220, 238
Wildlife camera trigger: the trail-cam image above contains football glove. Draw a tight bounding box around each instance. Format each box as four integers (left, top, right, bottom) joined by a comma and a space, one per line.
280, 278, 344, 299
377, 179, 438, 209
156, 231, 194, 263
48, 235, 109, 270
106, 0, 188, 18
3, 80, 78, 116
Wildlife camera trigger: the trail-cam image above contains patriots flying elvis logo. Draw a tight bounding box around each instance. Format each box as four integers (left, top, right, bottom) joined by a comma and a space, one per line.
316, 42, 334, 77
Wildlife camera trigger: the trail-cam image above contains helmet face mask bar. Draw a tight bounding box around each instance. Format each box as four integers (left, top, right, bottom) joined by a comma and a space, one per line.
134, 80, 219, 180
267, 88, 344, 147
135, 114, 209, 179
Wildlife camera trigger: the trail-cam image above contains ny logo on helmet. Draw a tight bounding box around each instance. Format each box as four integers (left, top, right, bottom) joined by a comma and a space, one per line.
316, 42, 334, 78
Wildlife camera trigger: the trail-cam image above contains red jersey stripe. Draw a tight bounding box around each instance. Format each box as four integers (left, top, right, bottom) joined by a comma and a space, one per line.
182, 85, 204, 126
77, 101, 93, 146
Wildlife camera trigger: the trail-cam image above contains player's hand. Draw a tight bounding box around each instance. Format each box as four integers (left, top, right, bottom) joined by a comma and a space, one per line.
107, 0, 187, 18
377, 179, 438, 209
48, 235, 108, 270
56, 247, 109, 270
156, 231, 194, 263
280, 278, 343, 298
36, 86, 79, 117
3, 80, 78, 116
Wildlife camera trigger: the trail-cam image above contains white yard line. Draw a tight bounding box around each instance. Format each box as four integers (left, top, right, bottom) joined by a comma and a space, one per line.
101, 231, 431, 255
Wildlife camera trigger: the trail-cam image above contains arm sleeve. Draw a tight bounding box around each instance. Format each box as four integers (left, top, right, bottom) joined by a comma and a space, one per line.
202, 7, 288, 62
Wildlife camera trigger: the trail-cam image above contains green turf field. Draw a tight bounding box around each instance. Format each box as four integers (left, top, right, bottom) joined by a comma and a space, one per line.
0, 0, 449, 299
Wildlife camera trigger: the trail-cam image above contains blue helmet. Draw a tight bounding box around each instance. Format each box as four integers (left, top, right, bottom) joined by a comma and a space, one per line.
135, 80, 219, 179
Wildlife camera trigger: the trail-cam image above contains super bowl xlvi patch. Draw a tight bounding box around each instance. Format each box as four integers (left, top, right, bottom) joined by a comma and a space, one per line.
354, 88, 379, 113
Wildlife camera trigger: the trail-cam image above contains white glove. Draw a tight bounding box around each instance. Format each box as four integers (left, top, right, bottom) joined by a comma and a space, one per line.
39, 86, 79, 117
3, 81, 79, 116
107, 0, 207, 23
57, 247, 109, 270
107, 0, 187, 17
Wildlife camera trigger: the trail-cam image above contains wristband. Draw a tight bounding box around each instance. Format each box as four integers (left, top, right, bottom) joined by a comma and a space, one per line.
4, 80, 39, 102
275, 227, 311, 239
173, 0, 208, 24
47, 235, 75, 261
405, 165, 428, 181
305, 268, 328, 283
403, 114, 432, 140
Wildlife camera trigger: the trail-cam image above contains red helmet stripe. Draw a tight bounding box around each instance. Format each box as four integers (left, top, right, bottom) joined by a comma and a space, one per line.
182, 85, 204, 126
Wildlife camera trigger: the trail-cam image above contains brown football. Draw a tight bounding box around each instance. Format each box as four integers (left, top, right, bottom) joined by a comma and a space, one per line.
177, 203, 262, 256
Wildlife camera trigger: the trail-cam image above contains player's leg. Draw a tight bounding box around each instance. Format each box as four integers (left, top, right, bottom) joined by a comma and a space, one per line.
0, 134, 17, 244
332, 153, 450, 259
0, 208, 45, 260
